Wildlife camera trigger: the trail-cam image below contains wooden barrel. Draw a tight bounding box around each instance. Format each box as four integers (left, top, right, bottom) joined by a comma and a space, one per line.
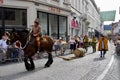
73, 48, 86, 57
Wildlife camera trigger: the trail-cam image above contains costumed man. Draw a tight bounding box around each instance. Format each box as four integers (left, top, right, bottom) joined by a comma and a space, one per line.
83, 35, 89, 52
91, 36, 97, 53
32, 18, 42, 52
98, 35, 108, 58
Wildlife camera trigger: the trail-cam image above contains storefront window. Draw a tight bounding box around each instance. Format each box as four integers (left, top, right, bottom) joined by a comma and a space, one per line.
59, 16, 67, 40
0, 8, 2, 28
0, 7, 27, 31
0, 8, 2, 39
37, 11, 67, 40
49, 14, 58, 39
38, 12, 47, 35
4, 8, 27, 30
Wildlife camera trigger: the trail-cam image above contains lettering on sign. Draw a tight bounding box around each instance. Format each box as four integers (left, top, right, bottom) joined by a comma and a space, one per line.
49, 7, 60, 13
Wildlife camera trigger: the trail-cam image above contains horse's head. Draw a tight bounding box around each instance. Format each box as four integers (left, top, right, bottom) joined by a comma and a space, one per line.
9, 32, 20, 44
9, 30, 29, 47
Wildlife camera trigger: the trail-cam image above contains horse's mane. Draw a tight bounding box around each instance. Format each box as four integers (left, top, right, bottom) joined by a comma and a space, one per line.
9, 29, 29, 46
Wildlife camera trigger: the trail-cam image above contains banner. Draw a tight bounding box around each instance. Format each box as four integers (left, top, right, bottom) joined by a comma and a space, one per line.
0, 0, 3, 4
100, 10, 116, 21
71, 17, 79, 29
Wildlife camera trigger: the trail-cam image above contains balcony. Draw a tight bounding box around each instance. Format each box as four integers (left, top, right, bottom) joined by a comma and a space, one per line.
82, 14, 87, 21
63, 0, 70, 5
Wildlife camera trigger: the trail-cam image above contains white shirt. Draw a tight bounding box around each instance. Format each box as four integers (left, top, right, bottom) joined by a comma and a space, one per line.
102, 41, 104, 49
69, 39, 75, 44
0, 39, 8, 51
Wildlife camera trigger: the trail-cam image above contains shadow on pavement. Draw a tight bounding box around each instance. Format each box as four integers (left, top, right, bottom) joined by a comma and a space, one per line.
93, 57, 106, 61
0, 66, 45, 80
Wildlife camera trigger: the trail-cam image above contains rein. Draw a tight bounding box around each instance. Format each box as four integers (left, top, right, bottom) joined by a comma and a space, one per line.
22, 29, 33, 49
22, 34, 36, 49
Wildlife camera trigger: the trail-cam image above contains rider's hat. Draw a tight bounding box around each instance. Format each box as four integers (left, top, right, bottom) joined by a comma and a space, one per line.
34, 18, 39, 25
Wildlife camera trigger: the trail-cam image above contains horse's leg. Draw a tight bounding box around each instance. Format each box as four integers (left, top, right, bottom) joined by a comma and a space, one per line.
45, 53, 53, 67
24, 57, 31, 71
29, 57, 35, 70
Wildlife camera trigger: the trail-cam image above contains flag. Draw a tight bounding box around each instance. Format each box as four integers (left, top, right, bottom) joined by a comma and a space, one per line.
100, 10, 116, 21
0, 0, 3, 4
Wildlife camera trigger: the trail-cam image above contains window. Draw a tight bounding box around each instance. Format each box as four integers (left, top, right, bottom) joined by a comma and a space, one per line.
49, 14, 58, 38
37, 12, 47, 35
4, 9, 15, 20
59, 16, 67, 40
0, 7, 27, 30
37, 11, 67, 40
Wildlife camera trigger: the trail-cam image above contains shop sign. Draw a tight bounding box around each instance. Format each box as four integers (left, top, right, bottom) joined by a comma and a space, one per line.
0, 0, 3, 4
49, 7, 60, 13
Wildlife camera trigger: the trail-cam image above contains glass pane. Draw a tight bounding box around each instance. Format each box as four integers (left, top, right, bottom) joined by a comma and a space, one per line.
0, 8, 2, 28
4, 8, 27, 31
0, 8, 3, 39
59, 16, 67, 40
49, 14, 58, 39
38, 12, 47, 35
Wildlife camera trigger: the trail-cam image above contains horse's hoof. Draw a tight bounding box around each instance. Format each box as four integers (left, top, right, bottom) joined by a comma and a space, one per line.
30, 67, 35, 70
26, 68, 31, 71
44, 65, 50, 68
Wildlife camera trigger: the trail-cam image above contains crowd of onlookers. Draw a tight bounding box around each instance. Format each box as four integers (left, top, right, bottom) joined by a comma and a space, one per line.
68, 35, 98, 53
53, 35, 98, 55
1, 30, 113, 64
1, 32, 110, 63
1, 33, 98, 64
0, 32, 24, 64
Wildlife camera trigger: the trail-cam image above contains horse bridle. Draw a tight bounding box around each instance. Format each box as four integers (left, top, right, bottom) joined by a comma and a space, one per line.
22, 29, 36, 49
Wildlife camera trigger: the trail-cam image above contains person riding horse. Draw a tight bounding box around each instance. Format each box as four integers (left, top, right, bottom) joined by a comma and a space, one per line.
8, 19, 54, 70
31, 18, 42, 51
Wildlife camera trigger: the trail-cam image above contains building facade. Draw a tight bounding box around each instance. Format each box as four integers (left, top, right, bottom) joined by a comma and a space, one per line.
82, 0, 101, 36
112, 21, 120, 35
0, 0, 101, 39
0, 0, 71, 39
69, 0, 101, 37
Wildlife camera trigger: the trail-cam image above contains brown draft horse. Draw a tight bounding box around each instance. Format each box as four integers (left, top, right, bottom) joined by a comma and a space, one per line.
9, 30, 54, 71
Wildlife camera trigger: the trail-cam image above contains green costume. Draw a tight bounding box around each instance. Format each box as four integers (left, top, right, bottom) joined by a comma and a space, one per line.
91, 37, 97, 53
83, 37, 89, 51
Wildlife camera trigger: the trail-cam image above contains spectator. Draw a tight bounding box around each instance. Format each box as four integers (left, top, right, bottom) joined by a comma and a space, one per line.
74, 35, 80, 48
0, 35, 10, 62
11, 40, 24, 62
69, 37, 76, 53
79, 35, 84, 48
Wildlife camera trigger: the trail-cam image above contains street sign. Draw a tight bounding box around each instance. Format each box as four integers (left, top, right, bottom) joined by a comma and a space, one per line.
0, 0, 3, 4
